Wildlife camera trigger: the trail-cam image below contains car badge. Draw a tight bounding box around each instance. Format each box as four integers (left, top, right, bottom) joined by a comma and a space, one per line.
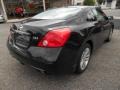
19, 25, 23, 30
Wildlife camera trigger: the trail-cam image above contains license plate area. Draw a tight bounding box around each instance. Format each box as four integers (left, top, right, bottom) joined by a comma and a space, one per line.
15, 32, 31, 48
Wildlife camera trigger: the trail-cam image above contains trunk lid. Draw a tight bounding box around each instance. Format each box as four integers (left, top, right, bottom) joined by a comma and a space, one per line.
10, 19, 67, 48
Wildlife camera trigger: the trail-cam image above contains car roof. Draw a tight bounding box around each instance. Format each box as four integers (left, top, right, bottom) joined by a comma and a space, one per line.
47, 6, 100, 11
67, 6, 99, 9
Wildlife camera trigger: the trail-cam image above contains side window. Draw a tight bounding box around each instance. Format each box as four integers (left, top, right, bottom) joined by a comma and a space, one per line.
97, 8, 108, 20
92, 8, 106, 21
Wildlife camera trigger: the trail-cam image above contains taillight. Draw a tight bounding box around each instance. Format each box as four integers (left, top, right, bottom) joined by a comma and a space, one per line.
37, 28, 71, 48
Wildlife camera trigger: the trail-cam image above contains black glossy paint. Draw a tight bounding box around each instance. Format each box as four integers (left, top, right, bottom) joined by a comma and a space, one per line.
7, 6, 114, 73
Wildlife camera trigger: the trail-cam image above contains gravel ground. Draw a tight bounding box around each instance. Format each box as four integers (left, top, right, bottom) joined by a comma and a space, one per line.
0, 23, 120, 90
103, 9, 120, 30
103, 9, 120, 17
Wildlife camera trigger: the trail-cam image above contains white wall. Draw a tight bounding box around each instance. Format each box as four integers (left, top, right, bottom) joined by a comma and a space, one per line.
101, 0, 117, 9
111, 0, 117, 9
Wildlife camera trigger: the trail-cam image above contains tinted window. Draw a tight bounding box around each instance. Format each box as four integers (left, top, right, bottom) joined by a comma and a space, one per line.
96, 8, 108, 20
32, 7, 81, 20
92, 8, 106, 21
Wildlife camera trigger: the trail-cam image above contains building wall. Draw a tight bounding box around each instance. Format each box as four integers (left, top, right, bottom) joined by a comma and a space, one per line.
74, 0, 84, 5
111, 0, 117, 8
73, 0, 98, 5
0, 1, 2, 12
50, 0, 72, 8
1, 0, 73, 20
101, 0, 117, 9
116, 0, 120, 8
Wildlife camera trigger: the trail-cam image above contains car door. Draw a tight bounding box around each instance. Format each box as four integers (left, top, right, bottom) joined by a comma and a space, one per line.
86, 9, 104, 48
91, 8, 110, 42
96, 8, 111, 39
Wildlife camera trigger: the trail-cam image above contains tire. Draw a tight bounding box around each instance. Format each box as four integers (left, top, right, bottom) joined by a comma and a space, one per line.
75, 44, 91, 74
106, 29, 113, 42
20, 62, 25, 65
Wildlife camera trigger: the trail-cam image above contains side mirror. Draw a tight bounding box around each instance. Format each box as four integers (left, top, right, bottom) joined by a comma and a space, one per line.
108, 16, 114, 20
87, 16, 97, 21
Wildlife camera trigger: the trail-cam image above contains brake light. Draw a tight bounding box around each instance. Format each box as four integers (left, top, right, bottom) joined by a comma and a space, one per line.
37, 28, 71, 47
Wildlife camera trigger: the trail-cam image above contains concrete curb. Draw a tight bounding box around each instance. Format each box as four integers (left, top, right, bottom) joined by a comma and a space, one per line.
114, 16, 120, 19
7, 18, 29, 23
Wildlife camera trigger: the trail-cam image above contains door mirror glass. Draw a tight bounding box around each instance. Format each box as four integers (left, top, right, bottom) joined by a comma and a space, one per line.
87, 16, 97, 21
87, 10, 97, 21
107, 16, 114, 20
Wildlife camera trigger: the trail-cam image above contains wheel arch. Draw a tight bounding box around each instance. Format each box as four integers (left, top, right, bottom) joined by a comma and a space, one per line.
86, 40, 94, 53
110, 22, 114, 30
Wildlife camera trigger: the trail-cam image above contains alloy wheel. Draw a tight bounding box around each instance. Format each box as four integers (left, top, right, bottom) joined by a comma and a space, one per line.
80, 48, 91, 70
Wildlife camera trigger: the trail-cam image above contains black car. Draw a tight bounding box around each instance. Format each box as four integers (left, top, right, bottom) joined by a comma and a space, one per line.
7, 6, 114, 74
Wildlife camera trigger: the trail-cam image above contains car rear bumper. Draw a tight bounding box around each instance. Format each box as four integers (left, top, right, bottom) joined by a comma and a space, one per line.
7, 41, 56, 73
7, 39, 77, 74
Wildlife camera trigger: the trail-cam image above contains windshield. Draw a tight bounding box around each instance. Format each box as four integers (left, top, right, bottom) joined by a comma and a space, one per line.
32, 7, 81, 20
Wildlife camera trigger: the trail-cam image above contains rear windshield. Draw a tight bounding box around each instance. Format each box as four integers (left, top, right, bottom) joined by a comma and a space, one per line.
32, 7, 81, 20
